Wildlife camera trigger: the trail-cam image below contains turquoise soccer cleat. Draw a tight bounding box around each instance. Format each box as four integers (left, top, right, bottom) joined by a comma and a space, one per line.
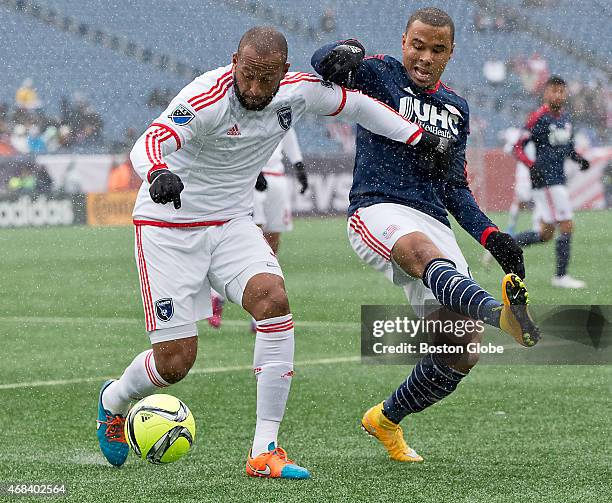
96, 380, 129, 467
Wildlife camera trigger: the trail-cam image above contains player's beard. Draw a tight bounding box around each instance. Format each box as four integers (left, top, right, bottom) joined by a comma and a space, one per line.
233, 77, 279, 111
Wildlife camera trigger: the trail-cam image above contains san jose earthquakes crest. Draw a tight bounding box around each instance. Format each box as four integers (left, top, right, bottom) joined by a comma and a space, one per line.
155, 298, 174, 322
276, 106, 292, 131
168, 104, 194, 126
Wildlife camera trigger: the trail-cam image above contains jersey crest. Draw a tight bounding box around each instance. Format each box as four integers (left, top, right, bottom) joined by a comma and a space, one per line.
276, 106, 292, 131
168, 104, 195, 126
155, 298, 174, 322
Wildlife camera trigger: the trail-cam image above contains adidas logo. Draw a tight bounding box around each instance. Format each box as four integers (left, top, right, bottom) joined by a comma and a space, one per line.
141, 413, 153, 422
226, 123, 241, 136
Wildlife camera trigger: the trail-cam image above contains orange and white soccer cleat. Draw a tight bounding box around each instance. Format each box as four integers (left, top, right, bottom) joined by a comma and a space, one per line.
246, 443, 310, 479
361, 401, 423, 462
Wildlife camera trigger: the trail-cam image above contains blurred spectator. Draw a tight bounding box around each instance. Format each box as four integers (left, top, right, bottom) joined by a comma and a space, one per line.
11, 125, 29, 154
6, 162, 53, 194
111, 127, 138, 152
15, 78, 42, 110
27, 125, 47, 154
107, 159, 138, 192
147, 88, 174, 108
7, 165, 36, 193
61, 161, 82, 194
483, 60, 507, 86
509, 53, 549, 95
320, 9, 336, 33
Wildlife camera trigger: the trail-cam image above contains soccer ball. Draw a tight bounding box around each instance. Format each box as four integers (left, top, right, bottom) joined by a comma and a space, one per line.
124, 394, 196, 464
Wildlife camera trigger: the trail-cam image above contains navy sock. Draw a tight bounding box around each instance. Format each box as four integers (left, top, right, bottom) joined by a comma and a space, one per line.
422, 258, 502, 327
383, 354, 467, 424
515, 230, 543, 247
555, 232, 571, 277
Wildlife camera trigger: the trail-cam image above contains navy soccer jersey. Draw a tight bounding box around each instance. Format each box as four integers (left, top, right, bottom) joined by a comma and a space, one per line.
513, 105, 576, 189
311, 43, 497, 245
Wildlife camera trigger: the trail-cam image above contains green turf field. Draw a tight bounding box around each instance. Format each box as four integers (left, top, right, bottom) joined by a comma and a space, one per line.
1, 211, 611, 503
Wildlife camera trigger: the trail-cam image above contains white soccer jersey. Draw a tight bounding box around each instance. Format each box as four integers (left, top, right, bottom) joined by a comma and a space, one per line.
130, 64, 424, 224
263, 128, 303, 175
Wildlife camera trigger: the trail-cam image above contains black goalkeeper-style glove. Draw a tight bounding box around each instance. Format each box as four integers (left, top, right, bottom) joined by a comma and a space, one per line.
485, 231, 525, 279
293, 161, 308, 194
579, 158, 590, 171
570, 150, 590, 171
417, 130, 456, 180
255, 172, 268, 191
317, 40, 365, 88
149, 169, 184, 209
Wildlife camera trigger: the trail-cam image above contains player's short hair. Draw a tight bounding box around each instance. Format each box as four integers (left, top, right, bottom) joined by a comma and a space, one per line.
406, 7, 455, 45
237, 26, 288, 61
545, 75, 567, 87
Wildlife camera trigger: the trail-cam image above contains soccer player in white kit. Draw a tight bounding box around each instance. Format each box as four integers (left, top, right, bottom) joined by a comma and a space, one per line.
254, 127, 306, 254
96, 26, 432, 479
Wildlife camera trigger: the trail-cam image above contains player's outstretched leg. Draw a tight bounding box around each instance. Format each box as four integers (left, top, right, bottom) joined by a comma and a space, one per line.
362, 354, 468, 462
362, 309, 482, 462
242, 273, 310, 479
207, 289, 225, 328
97, 335, 196, 466
422, 259, 540, 347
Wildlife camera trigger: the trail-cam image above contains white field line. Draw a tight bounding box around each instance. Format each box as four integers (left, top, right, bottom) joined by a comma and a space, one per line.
0, 356, 361, 391
0, 316, 359, 330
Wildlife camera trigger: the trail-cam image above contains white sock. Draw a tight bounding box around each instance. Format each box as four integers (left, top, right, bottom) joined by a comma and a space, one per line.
507, 200, 519, 229
102, 349, 169, 415
251, 314, 295, 457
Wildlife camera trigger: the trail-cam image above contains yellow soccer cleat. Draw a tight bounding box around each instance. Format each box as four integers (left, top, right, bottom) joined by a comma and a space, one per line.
499, 273, 541, 347
361, 402, 423, 462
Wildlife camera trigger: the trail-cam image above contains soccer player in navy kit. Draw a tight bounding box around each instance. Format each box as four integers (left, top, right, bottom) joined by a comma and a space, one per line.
312, 8, 540, 462
513, 76, 590, 289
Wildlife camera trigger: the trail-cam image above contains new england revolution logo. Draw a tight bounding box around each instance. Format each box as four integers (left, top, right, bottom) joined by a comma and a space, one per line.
276, 106, 292, 131
155, 298, 174, 322
168, 104, 195, 126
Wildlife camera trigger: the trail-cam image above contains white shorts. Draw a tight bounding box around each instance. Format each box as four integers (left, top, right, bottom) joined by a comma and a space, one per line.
532, 184, 573, 224
514, 163, 533, 203
347, 203, 470, 317
253, 174, 292, 233
134, 216, 283, 343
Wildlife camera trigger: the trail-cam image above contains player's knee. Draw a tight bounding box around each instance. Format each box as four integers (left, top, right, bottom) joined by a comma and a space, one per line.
540, 226, 555, 241
153, 338, 198, 384
393, 232, 441, 278
254, 286, 290, 319
559, 220, 573, 234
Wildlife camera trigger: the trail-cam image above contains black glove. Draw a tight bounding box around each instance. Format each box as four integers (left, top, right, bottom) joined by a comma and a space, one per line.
255, 172, 268, 191
317, 40, 365, 88
570, 151, 590, 171
485, 231, 525, 279
149, 169, 184, 209
418, 131, 456, 180
293, 161, 308, 194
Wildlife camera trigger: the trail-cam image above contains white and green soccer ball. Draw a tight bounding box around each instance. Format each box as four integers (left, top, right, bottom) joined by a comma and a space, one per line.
124, 394, 196, 464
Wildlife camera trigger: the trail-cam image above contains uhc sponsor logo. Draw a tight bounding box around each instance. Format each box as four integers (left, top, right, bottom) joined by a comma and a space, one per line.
399, 95, 461, 137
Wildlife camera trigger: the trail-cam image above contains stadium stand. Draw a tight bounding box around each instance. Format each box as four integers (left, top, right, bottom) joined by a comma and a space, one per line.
0, 0, 609, 152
